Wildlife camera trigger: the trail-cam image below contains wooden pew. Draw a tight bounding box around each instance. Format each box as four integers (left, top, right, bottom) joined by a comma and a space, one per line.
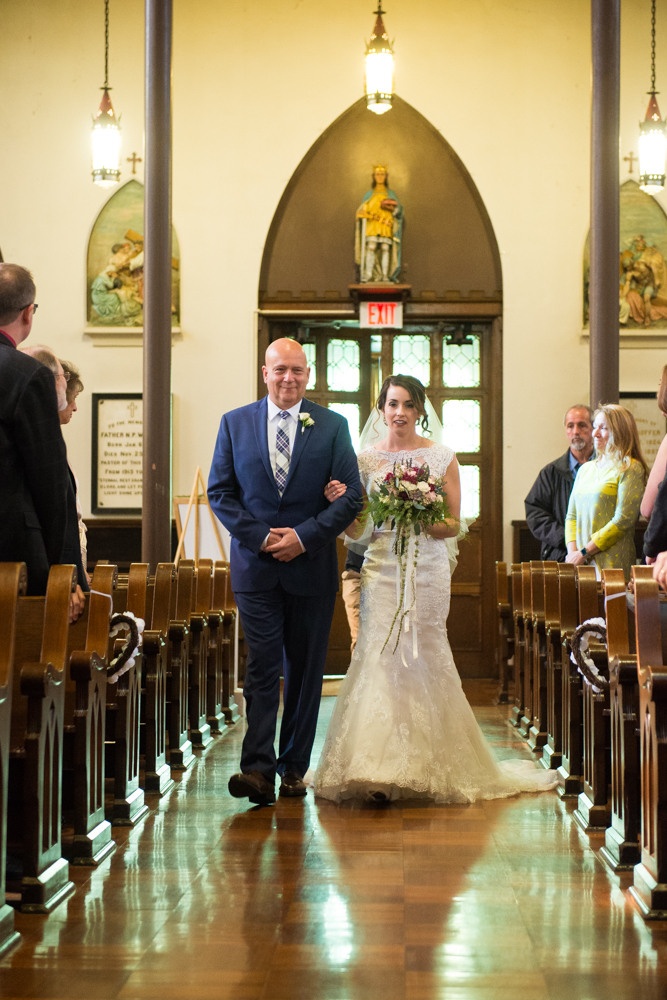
216, 562, 241, 725
528, 561, 552, 754
64, 564, 117, 865
573, 569, 618, 834
495, 562, 513, 706
142, 564, 174, 794
181, 559, 214, 750
510, 563, 525, 729
0, 564, 24, 954
154, 562, 194, 771
542, 564, 575, 771
105, 563, 150, 826
557, 566, 599, 798
630, 571, 667, 919
197, 559, 236, 733
8, 565, 76, 911
599, 568, 639, 872
518, 563, 534, 738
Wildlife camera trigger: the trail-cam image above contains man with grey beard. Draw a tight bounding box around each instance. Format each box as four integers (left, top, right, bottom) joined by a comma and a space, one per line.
524, 405, 595, 562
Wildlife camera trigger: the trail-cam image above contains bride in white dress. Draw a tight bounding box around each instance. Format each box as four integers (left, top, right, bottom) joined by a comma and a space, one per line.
313, 375, 557, 804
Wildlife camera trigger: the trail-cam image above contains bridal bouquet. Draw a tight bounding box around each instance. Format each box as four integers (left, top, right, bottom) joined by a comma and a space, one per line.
364, 461, 454, 654
366, 461, 452, 557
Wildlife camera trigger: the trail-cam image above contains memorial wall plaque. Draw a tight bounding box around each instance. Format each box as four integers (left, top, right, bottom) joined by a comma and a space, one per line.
620, 392, 667, 470
92, 393, 143, 514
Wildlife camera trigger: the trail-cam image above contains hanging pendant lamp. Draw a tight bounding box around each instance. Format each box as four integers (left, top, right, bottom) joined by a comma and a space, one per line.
639, 0, 666, 194
91, 0, 121, 187
365, 4, 394, 115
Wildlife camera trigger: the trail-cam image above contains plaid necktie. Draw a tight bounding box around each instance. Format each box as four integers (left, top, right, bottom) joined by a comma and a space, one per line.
275, 410, 291, 494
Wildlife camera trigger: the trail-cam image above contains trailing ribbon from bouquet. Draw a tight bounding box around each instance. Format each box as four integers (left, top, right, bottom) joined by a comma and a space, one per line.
363, 460, 456, 657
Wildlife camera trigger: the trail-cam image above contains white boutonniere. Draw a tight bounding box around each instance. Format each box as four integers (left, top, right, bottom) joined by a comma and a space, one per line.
299, 412, 315, 434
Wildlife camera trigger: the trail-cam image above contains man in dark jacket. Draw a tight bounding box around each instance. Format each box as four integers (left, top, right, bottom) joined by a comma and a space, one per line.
0, 263, 74, 596
524, 405, 595, 561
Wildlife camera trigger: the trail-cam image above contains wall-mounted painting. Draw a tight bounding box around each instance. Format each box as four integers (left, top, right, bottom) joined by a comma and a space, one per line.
87, 179, 180, 329
584, 179, 667, 330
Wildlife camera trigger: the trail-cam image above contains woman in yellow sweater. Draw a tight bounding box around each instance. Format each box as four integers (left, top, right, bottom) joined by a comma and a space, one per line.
565, 403, 648, 580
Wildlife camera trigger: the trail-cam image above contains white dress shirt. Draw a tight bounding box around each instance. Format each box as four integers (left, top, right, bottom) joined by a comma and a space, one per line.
262, 397, 305, 552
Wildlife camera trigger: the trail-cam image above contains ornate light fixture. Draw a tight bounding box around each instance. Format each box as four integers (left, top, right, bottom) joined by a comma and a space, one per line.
91, 0, 121, 187
365, 4, 394, 115
639, 0, 666, 194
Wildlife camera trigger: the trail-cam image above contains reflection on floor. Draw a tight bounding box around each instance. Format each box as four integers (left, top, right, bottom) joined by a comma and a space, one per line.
2, 681, 667, 1000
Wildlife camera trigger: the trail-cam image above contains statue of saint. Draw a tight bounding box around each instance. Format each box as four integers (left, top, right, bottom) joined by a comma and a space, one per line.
354, 165, 403, 283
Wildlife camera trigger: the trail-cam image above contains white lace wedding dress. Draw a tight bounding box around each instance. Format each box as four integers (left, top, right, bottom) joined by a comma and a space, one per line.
314, 444, 558, 804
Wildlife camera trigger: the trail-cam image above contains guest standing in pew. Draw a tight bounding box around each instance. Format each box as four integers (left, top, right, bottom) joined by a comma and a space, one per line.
641, 363, 667, 520
208, 338, 362, 806
58, 359, 90, 584
524, 405, 595, 560
20, 344, 88, 613
0, 264, 80, 620
565, 404, 647, 580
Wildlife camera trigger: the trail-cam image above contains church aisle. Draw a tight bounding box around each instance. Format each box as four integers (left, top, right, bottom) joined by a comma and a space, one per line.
2, 686, 667, 1000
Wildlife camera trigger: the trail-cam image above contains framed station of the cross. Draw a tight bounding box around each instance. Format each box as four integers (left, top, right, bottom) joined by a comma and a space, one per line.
91, 393, 143, 514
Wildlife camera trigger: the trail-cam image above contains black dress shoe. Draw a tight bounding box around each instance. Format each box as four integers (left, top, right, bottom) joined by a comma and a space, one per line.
279, 771, 308, 797
228, 770, 276, 805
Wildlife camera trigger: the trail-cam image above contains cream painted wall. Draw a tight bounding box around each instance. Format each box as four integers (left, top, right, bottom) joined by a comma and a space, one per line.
0, 0, 665, 560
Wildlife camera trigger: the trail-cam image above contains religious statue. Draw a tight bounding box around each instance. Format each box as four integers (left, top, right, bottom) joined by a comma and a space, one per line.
354, 165, 403, 283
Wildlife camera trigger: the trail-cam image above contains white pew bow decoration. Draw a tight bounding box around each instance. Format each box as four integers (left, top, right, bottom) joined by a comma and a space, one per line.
568, 616, 609, 694
107, 612, 145, 684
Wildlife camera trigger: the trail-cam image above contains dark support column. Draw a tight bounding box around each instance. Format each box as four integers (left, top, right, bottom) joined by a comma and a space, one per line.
142, 0, 173, 570
589, 0, 620, 407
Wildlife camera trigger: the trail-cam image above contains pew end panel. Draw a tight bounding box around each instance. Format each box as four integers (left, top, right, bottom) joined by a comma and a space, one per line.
107, 563, 150, 826
518, 563, 534, 738
154, 563, 194, 772
557, 566, 598, 799
528, 561, 550, 755
65, 564, 117, 866
9, 566, 76, 913
629, 573, 667, 919
181, 560, 213, 751
213, 561, 240, 726
495, 562, 512, 706
599, 569, 640, 873
510, 564, 524, 729
543, 564, 574, 773
0, 563, 25, 954
141, 563, 174, 795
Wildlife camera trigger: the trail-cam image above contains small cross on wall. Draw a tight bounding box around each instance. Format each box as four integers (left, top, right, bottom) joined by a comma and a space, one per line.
127, 152, 142, 174
127, 401, 138, 418
624, 151, 638, 174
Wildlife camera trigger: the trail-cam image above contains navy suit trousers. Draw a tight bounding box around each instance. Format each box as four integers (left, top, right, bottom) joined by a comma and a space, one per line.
234, 586, 337, 781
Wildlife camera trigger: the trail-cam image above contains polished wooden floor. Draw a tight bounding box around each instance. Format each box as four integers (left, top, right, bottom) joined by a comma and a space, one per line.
3, 680, 667, 1000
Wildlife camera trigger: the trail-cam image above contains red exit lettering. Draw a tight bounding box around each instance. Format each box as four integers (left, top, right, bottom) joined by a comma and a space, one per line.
367, 302, 396, 326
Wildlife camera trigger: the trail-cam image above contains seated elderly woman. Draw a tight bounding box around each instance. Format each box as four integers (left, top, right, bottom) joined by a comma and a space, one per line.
565, 403, 647, 581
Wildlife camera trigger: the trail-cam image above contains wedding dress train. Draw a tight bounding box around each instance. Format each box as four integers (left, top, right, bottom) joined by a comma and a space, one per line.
314, 444, 558, 804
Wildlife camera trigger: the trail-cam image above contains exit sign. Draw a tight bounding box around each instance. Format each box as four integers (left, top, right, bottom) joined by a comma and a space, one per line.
359, 301, 403, 328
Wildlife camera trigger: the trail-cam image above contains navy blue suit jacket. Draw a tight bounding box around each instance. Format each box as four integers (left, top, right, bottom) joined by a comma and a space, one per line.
208, 397, 362, 596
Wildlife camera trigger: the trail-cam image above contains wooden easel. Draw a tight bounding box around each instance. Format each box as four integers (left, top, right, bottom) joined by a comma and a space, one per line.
173, 466, 226, 567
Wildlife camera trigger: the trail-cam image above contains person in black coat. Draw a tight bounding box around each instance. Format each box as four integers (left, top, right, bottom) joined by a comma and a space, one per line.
524, 405, 595, 561
0, 263, 74, 597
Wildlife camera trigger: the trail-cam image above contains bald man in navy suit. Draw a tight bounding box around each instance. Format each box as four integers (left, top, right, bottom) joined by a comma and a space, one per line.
208, 339, 362, 805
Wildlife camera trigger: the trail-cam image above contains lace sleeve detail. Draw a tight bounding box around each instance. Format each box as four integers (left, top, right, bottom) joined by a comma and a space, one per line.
357, 448, 383, 491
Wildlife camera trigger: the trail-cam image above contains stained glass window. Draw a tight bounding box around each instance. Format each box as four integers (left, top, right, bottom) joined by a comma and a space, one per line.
459, 464, 480, 520
303, 342, 316, 390
392, 335, 430, 386
442, 399, 481, 453
443, 335, 480, 388
327, 339, 360, 392
328, 403, 360, 452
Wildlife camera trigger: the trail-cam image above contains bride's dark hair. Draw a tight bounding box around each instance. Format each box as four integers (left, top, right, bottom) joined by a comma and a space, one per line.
376, 375, 430, 435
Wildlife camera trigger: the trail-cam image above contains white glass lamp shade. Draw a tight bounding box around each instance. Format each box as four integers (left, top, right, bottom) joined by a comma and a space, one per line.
365, 10, 394, 115
92, 88, 121, 187
639, 93, 667, 194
